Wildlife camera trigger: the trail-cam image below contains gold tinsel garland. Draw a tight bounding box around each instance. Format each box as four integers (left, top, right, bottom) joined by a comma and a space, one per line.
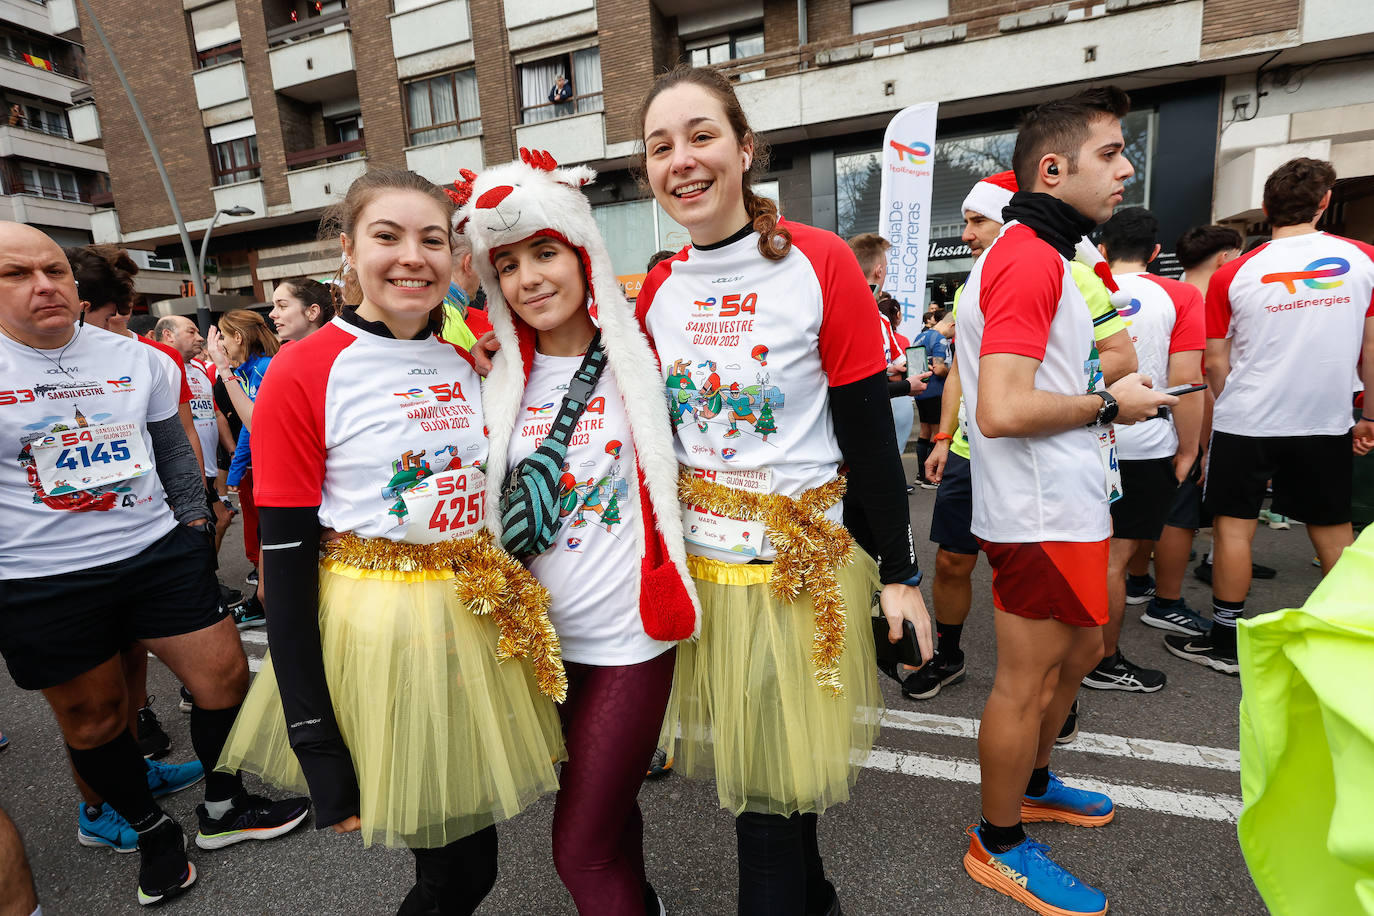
323, 531, 568, 702
677, 470, 855, 694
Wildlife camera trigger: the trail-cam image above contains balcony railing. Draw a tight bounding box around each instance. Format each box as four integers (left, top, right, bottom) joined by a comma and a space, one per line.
267, 9, 351, 48
4, 48, 86, 81
284, 137, 365, 170
3, 180, 93, 203
4, 114, 72, 140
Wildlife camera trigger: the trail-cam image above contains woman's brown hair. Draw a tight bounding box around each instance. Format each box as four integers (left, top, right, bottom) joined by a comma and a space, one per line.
319, 168, 456, 326
218, 309, 280, 359
636, 65, 792, 261
277, 277, 337, 327
64, 244, 139, 313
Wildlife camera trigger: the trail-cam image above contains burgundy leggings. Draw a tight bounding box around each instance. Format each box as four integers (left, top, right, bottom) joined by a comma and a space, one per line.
553, 647, 676, 915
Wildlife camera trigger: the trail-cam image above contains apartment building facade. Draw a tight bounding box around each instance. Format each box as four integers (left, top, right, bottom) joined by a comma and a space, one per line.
75, 0, 1374, 311
0, 0, 108, 247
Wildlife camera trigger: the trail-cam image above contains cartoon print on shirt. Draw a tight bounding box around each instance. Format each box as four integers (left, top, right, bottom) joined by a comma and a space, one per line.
383, 449, 433, 521
662, 360, 786, 444
16, 404, 135, 513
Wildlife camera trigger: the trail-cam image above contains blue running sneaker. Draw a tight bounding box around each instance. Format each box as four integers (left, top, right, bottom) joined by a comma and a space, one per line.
1141, 596, 1210, 636
77, 803, 138, 853
147, 757, 204, 798
1022, 771, 1115, 827
1124, 573, 1155, 606
964, 826, 1108, 916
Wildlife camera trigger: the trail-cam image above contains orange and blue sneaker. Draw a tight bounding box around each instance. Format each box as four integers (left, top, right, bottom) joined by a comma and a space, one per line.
1021, 771, 1115, 827
964, 826, 1108, 916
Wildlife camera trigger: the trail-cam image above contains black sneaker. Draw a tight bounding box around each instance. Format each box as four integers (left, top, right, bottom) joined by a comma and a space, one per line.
1140, 597, 1210, 636
245, 568, 259, 587
1163, 633, 1239, 675
1124, 574, 1155, 606
1081, 652, 1166, 692
137, 697, 171, 760
178, 686, 194, 714
645, 747, 673, 780
1056, 699, 1079, 745
194, 793, 310, 850
1194, 559, 1276, 585
900, 654, 966, 700
136, 817, 196, 906
218, 582, 243, 607
1193, 559, 1212, 585
233, 595, 266, 630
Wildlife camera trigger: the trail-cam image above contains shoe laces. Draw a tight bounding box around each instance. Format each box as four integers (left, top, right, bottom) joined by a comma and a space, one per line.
1020, 841, 1082, 889
138, 696, 160, 725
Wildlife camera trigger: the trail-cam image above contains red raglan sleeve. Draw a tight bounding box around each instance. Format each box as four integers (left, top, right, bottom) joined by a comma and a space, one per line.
251, 330, 348, 507
634, 249, 688, 355
979, 232, 1062, 360
802, 226, 888, 386
1168, 281, 1205, 353
1205, 259, 1241, 340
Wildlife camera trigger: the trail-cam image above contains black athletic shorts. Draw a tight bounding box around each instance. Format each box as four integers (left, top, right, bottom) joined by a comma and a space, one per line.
915, 396, 942, 425
1204, 430, 1353, 526
0, 524, 225, 690
929, 451, 978, 555
1110, 457, 1177, 541
1165, 455, 1211, 530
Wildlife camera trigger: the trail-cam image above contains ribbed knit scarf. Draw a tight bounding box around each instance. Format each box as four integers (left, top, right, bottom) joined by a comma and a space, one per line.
1001, 191, 1098, 260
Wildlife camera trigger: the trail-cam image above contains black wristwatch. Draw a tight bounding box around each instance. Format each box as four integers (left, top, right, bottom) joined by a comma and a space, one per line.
1088, 390, 1119, 427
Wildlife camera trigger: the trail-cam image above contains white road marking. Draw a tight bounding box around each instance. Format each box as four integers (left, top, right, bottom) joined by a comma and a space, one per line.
248, 655, 262, 672
866, 747, 1245, 823
877, 708, 1240, 772
239, 629, 269, 645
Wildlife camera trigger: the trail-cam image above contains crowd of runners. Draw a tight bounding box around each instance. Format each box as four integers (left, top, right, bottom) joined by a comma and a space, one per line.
1, 66, 1371, 916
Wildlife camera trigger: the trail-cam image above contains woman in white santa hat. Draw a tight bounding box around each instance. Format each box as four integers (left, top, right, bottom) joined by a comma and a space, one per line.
634, 66, 934, 914
456, 149, 699, 916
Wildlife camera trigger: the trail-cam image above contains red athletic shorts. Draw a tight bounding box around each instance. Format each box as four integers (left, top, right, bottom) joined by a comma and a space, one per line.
975, 538, 1109, 628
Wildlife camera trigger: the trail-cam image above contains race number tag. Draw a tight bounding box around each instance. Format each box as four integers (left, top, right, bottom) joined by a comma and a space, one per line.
31, 423, 151, 493
1096, 428, 1123, 504
400, 467, 486, 544
682, 466, 770, 557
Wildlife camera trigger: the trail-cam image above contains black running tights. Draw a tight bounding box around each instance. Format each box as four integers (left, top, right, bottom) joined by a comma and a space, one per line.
396, 825, 498, 916
735, 811, 835, 915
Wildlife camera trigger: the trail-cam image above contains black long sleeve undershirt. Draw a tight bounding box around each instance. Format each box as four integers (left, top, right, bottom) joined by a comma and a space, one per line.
258, 505, 359, 829
830, 369, 920, 584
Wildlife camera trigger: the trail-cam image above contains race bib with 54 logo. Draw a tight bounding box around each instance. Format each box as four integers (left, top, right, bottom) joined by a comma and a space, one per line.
682, 466, 770, 557
398, 466, 486, 544
32, 423, 152, 493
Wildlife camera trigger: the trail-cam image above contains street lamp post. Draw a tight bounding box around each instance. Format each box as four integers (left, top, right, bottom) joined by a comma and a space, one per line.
196, 205, 253, 333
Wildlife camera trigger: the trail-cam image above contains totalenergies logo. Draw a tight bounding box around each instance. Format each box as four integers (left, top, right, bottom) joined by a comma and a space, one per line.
889, 139, 931, 165
1117, 297, 1142, 318
1260, 257, 1350, 293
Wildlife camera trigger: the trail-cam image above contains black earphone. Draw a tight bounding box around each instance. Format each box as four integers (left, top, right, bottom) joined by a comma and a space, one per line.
1047, 163, 1059, 175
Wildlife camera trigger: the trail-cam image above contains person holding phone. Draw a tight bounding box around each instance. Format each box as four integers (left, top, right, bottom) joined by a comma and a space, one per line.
1083, 207, 1204, 695
911, 308, 951, 486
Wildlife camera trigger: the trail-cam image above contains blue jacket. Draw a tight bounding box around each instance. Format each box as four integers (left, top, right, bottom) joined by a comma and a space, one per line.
226, 351, 272, 487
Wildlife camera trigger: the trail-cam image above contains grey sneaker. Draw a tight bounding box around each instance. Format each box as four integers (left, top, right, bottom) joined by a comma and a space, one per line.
1140, 597, 1210, 636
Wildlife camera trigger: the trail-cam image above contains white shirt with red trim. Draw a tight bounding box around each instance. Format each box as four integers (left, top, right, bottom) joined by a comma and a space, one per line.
250, 317, 487, 540
509, 353, 669, 665
1112, 272, 1204, 460
138, 336, 193, 406
956, 222, 1109, 544
0, 326, 178, 578
1206, 232, 1374, 437
638, 220, 889, 563
184, 358, 218, 476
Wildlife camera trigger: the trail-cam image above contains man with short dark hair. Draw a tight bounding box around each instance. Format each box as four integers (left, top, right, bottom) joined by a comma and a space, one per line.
0, 223, 309, 906
957, 87, 1173, 915
1167, 158, 1374, 673
1082, 207, 1204, 694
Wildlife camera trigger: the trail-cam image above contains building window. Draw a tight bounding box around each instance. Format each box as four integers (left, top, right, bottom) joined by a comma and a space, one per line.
189, 1, 243, 68
210, 135, 261, 186
851, 0, 949, 34
6, 101, 70, 139
518, 48, 603, 125
405, 70, 481, 146
15, 165, 81, 202
197, 42, 243, 68
688, 29, 764, 80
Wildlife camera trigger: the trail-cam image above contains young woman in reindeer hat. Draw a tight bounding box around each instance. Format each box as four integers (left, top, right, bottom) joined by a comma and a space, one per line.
456, 149, 698, 916
635, 66, 934, 914
217, 169, 565, 916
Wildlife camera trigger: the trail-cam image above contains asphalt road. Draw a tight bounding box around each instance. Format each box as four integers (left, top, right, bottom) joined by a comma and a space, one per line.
1, 452, 1312, 915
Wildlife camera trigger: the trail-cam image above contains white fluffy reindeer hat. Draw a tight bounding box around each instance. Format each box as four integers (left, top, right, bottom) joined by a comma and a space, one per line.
452, 148, 700, 639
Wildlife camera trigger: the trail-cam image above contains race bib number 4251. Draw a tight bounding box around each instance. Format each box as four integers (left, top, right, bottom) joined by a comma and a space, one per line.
32, 423, 151, 493
400, 467, 486, 544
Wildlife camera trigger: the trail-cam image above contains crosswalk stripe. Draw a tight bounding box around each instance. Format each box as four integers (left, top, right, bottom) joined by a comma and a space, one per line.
865, 747, 1245, 823
877, 708, 1241, 772
240, 629, 268, 645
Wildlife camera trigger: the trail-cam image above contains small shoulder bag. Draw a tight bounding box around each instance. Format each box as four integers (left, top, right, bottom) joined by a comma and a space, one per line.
499, 333, 607, 558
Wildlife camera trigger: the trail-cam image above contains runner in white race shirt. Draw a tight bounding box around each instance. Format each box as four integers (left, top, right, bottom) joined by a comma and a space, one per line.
636, 66, 931, 915
217, 169, 565, 916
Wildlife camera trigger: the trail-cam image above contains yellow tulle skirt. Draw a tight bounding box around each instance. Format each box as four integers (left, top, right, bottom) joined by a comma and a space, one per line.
669, 551, 883, 816
218, 559, 564, 849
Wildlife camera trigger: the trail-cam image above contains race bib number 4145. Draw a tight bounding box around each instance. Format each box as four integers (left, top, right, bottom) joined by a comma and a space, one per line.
32, 423, 151, 493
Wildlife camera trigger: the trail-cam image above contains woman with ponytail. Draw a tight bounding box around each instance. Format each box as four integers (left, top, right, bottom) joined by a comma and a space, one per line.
635, 66, 934, 914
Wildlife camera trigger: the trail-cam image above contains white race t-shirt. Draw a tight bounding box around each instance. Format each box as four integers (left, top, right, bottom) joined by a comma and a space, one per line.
957, 222, 1109, 544
637, 219, 888, 564
1112, 272, 1204, 460
1206, 232, 1374, 437
250, 316, 488, 541
508, 353, 669, 665
185, 358, 219, 476
0, 326, 179, 578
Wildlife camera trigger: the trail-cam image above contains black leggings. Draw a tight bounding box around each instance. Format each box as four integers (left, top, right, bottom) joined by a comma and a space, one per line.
396, 825, 498, 916
735, 812, 835, 915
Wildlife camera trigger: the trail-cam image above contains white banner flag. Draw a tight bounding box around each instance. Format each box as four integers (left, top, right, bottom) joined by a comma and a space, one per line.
879, 102, 939, 341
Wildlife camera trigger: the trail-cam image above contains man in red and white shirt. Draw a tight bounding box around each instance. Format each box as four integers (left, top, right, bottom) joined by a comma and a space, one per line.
1171, 158, 1374, 674
1081, 207, 1204, 695
956, 87, 1172, 915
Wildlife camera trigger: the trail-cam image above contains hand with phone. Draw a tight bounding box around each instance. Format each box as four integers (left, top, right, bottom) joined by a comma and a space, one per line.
876, 581, 934, 666
1106, 372, 1177, 425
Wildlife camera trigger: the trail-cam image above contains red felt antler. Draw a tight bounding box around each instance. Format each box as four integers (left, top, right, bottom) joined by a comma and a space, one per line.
519, 148, 559, 171
445, 168, 479, 208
